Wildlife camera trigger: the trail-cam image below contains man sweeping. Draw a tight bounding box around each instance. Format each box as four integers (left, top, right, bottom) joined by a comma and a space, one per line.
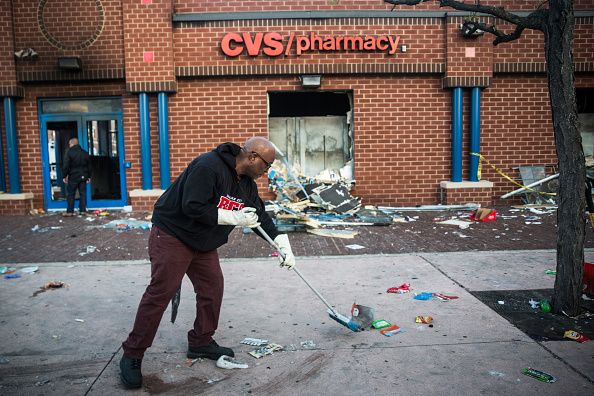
120, 137, 295, 389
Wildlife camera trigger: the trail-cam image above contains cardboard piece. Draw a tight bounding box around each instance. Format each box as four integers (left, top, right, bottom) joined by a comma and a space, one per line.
470, 208, 497, 222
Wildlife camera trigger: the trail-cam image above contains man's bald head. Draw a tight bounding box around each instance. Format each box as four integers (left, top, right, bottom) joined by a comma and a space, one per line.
244, 137, 275, 157
236, 137, 276, 180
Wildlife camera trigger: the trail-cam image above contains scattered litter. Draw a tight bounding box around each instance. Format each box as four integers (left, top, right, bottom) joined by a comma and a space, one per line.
433, 293, 459, 301
437, 219, 471, 229
0, 356, 9, 364
489, 371, 506, 377
380, 324, 404, 337
307, 228, 358, 239
240, 337, 269, 346
206, 377, 222, 384
498, 301, 505, 305
544, 269, 556, 275
345, 244, 365, 250
378, 204, 480, 212
31, 224, 40, 232
19, 266, 39, 274
91, 210, 109, 217
540, 299, 551, 313
371, 319, 392, 329
414, 292, 434, 301
521, 367, 557, 383
416, 325, 427, 331
415, 316, 433, 324
387, 282, 411, 294
564, 330, 590, 343
452, 231, 470, 238
4, 273, 21, 279
103, 219, 151, 231
528, 299, 540, 309
35, 379, 51, 386
32, 281, 66, 297
470, 208, 497, 222
186, 357, 202, 367
0, 266, 9, 274
79, 245, 97, 256
216, 355, 248, 369
248, 343, 283, 359
75, 318, 85, 323
300, 340, 317, 350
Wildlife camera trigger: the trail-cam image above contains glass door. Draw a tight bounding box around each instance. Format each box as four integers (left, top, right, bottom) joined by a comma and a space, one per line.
39, 98, 126, 210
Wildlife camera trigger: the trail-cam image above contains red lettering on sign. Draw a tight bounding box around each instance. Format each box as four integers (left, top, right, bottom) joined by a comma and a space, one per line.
217, 196, 245, 211
221, 33, 244, 57
263, 32, 283, 56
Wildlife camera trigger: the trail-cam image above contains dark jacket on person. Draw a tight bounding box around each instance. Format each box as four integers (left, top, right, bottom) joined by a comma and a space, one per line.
152, 142, 278, 252
62, 144, 92, 184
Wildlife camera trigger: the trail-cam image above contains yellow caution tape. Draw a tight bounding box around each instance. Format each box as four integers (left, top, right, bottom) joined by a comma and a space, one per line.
470, 152, 556, 196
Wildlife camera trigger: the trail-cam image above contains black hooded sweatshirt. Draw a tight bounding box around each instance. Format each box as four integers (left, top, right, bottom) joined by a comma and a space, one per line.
151, 142, 278, 252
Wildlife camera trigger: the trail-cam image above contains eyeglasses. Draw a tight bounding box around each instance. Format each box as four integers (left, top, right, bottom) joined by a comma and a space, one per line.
243, 147, 273, 169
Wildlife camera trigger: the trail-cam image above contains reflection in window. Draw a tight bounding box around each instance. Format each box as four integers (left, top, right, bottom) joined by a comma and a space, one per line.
87, 120, 118, 157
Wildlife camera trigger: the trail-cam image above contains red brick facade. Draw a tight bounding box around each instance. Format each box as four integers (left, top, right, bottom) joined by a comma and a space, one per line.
0, 1, 593, 214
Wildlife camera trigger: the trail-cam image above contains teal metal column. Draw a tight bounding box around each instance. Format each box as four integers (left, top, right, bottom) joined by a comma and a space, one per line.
4, 97, 21, 193
0, 113, 5, 191
469, 87, 481, 181
451, 88, 463, 182
139, 93, 152, 190
157, 92, 170, 189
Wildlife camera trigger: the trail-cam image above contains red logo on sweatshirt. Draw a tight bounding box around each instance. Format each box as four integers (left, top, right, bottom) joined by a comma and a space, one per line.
217, 196, 245, 211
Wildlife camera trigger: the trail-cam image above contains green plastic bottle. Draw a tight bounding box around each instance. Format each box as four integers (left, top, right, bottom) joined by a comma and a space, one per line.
540, 299, 551, 313
522, 367, 556, 383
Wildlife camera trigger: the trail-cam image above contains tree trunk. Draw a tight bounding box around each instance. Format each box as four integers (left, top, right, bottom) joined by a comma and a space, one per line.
545, 0, 586, 316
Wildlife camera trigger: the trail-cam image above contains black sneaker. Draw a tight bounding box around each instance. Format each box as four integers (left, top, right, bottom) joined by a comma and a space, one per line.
120, 356, 142, 389
187, 340, 234, 360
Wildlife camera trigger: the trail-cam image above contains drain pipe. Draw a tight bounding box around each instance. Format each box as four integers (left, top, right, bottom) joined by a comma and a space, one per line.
469, 87, 481, 181
139, 93, 152, 190
451, 87, 463, 182
158, 92, 170, 190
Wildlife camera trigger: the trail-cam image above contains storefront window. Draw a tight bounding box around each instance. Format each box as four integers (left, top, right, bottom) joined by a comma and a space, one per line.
42, 98, 121, 114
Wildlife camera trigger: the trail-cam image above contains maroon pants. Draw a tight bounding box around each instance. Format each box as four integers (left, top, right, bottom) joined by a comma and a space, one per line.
122, 226, 223, 359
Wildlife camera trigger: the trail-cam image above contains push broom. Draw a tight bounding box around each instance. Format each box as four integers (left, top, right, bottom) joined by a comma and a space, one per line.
256, 225, 372, 332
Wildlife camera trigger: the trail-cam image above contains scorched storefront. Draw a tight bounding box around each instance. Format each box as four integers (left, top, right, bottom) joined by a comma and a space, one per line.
0, 0, 593, 214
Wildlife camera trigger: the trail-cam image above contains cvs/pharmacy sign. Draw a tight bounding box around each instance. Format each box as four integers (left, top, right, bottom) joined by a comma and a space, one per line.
221, 32, 402, 57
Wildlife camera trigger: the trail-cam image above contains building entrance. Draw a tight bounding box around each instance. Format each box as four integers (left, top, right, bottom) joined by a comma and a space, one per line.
39, 98, 127, 210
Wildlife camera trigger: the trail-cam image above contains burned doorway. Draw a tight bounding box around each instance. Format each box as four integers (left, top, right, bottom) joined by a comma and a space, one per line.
268, 91, 353, 180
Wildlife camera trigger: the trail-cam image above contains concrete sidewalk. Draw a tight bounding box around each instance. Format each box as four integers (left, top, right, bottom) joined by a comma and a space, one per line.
1, 251, 593, 395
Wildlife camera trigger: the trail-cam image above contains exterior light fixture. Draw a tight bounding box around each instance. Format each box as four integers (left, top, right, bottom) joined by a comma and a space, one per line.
300, 74, 322, 88
58, 57, 82, 71
400, 44, 408, 53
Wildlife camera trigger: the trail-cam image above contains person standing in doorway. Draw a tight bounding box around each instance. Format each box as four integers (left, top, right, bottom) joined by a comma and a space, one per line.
119, 137, 296, 389
62, 137, 92, 216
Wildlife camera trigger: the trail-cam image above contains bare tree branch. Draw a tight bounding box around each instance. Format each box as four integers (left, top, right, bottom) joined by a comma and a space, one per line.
461, 20, 526, 45
384, 0, 547, 31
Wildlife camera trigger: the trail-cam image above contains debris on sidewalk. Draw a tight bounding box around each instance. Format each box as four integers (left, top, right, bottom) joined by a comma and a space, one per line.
186, 357, 202, 367
32, 281, 66, 297
436, 219, 472, 229
240, 337, 269, 346
4, 273, 20, 279
415, 315, 433, 324
540, 299, 551, 313
528, 299, 540, 309
75, 318, 85, 323
544, 269, 556, 275
103, 219, 151, 231
433, 293, 459, 301
79, 245, 97, 256
19, 266, 39, 274
300, 340, 317, 350
216, 355, 249, 369
414, 292, 434, 301
387, 282, 411, 294
521, 367, 557, 383
380, 324, 404, 337
469, 208, 497, 222
563, 330, 590, 343
307, 228, 358, 238
371, 319, 392, 329
345, 244, 365, 250
248, 343, 283, 359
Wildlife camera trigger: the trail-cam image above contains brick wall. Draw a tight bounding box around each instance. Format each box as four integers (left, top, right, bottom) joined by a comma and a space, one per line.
174, 0, 594, 13
12, 0, 124, 78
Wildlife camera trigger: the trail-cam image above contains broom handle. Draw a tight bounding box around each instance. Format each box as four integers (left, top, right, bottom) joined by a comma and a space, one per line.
256, 225, 338, 315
